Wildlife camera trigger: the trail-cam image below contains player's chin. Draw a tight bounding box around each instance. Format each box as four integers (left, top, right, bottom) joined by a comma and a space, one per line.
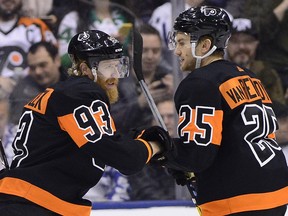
180, 63, 191, 72
179, 62, 186, 71
106, 87, 119, 104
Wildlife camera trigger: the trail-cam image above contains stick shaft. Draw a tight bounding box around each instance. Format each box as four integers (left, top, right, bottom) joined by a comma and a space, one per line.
133, 29, 199, 212
139, 80, 167, 131
0, 140, 9, 170
140, 79, 199, 211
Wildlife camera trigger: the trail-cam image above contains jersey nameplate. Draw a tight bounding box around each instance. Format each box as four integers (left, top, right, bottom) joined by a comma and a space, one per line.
220, 76, 271, 109
24, 88, 54, 114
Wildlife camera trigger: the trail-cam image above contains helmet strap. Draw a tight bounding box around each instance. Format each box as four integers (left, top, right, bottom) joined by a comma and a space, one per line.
191, 42, 217, 69
73, 69, 80, 76
91, 67, 97, 82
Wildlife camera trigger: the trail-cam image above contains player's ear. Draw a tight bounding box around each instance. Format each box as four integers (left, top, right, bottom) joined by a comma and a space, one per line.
201, 38, 213, 54
79, 62, 90, 76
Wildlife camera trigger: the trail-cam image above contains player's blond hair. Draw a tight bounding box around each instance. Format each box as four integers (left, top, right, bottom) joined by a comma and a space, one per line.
67, 54, 87, 77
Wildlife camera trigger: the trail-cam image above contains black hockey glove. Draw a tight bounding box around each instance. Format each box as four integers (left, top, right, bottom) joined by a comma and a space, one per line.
167, 168, 196, 186
133, 126, 173, 161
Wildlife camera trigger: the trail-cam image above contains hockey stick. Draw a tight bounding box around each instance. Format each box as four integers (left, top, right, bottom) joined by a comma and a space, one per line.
132, 29, 167, 131
0, 139, 9, 170
132, 29, 200, 214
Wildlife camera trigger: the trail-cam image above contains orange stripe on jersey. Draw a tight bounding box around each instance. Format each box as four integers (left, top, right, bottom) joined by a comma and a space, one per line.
58, 113, 88, 147
204, 110, 223, 145
24, 88, 54, 114
199, 186, 288, 216
135, 138, 153, 163
0, 177, 91, 216
58, 106, 116, 148
268, 132, 276, 139
220, 76, 271, 109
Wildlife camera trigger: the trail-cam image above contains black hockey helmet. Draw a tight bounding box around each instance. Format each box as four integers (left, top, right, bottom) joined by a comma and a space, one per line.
171, 6, 232, 49
68, 30, 124, 65
68, 30, 129, 79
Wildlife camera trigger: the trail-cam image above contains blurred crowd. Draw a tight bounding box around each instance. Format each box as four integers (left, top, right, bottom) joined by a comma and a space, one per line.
1, 0, 288, 203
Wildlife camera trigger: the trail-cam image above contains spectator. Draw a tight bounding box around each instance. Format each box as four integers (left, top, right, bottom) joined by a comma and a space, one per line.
0, 88, 9, 141
0, 0, 57, 86
110, 24, 174, 201
125, 0, 168, 23
226, 18, 285, 104
128, 97, 177, 201
57, 0, 134, 70
154, 98, 177, 137
149, 0, 206, 63
21, 0, 58, 34
205, 0, 227, 7
84, 166, 130, 202
224, 0, 247, 18
241, 0, 288, 94
3, 41, 67, 164
156, 98, 193, 201
111, 23, 174, 135
21, 0, 53, 18
10, 41, 67, 124
272, 101, 288, 164
45, 0, 78, 35
128, 162, 175, 200
149, 0, 205, 47
0, 88, 10, 167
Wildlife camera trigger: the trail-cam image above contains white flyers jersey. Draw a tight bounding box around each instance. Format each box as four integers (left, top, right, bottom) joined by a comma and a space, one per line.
149, 2, 190, 46
57, 11, 79, 57
0, 17, 57, 80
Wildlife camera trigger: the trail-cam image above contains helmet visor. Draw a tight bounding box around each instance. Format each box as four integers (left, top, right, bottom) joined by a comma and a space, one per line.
95, 56, 129, 79
167, 31, 177, 50
167, 31, 195, 50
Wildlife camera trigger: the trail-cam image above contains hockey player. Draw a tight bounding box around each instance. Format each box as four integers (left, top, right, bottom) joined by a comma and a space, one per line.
164, 6, 288, 215
0, 30, 171, 216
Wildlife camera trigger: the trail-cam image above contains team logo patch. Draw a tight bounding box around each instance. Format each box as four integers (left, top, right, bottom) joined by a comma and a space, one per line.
201, 7, 217, 16
108, 36, 118, 44
77, 32, 90, 41
9, 51, 24, 66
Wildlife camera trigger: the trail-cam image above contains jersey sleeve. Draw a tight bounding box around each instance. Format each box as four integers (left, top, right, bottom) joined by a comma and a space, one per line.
172, 77, 224, 172
52, 88, 152, 175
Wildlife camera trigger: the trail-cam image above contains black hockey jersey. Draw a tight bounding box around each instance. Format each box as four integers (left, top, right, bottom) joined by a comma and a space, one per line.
172, 60, 288, 215
0, 76, 152, 216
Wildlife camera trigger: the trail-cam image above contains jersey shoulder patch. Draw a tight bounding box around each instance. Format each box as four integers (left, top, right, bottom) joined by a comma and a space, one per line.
24, 88, 54, 114
18, 17, 49, 30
